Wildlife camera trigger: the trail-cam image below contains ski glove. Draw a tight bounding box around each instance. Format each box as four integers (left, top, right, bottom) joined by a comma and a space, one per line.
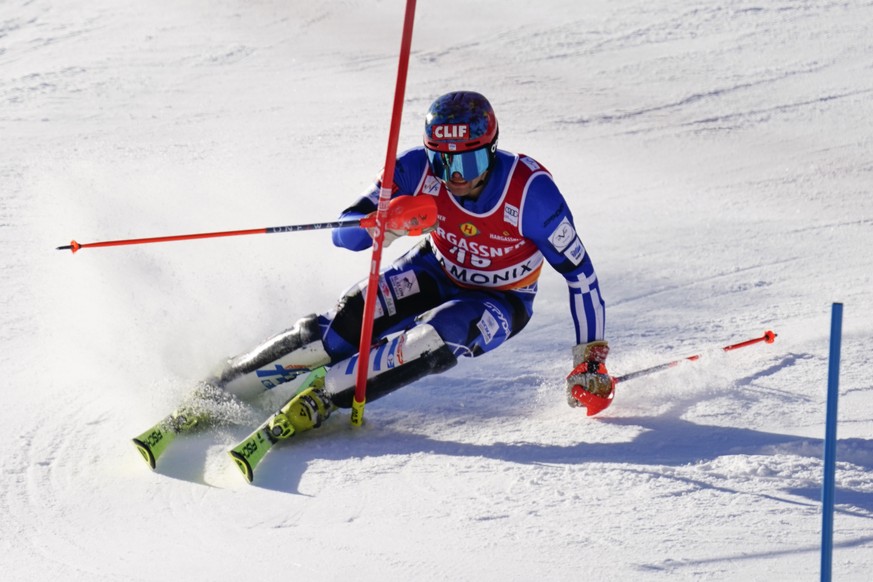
365, 227, 405, 248
361, 195, 438, 248
566, 340, 616, 416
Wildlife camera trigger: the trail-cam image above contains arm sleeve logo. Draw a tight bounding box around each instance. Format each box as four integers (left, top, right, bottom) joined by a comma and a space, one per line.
548, 217, 576, 252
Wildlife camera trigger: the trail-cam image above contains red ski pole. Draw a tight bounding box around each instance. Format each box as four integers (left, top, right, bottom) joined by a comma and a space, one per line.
569, 330, 777, 416
55, 195, 436, 254
55, 219, 362, 253
613, 330, 778, 384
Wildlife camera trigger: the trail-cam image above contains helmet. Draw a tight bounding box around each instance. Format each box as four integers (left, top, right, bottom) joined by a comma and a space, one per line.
423, 91, 499, 182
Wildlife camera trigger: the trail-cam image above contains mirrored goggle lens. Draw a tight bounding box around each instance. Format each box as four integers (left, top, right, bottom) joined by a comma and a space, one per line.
426, 147, 491, 182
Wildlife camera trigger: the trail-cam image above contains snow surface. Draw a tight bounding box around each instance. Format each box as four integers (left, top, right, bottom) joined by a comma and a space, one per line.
2, 0, 872, 580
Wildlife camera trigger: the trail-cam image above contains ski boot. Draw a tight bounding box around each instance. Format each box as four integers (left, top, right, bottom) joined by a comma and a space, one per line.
266, 378, 335, 440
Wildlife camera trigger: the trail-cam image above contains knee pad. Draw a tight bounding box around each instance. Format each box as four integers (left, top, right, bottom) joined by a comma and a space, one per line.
325, 323, 458, 408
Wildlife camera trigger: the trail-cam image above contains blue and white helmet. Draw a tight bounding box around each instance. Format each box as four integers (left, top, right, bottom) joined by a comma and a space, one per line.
423, 91, 499, 182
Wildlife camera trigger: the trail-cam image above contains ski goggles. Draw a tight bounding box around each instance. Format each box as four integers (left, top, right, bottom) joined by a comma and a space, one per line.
425, 146, 492, 182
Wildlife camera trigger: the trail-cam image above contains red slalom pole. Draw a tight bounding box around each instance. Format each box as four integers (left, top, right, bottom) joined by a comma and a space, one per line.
613, 330, 777, 384
350, 0, 417, 427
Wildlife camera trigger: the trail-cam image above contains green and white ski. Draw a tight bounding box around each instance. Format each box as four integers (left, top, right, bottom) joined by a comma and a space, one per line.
132, 407, 204, 469
228, 366, 328, 483
132, 382, 249, 470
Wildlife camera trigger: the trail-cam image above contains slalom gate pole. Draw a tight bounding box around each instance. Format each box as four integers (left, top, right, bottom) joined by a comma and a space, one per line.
55, 218, 366, 253
350, 0, 417, 427
612, 330, 777, 385
821, 303, 843, 582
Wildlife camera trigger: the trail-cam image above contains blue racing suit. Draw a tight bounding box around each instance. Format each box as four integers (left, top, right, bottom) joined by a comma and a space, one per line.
319, 147, 606, 363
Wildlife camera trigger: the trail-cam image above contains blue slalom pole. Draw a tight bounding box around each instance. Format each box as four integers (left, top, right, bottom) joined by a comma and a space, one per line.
821, 302, 843, 582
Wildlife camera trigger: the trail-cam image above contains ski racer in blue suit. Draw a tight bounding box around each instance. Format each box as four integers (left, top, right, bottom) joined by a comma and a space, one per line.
211, 91, 612, 436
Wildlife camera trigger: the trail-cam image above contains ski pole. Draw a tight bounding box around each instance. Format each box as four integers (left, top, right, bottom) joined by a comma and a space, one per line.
613, 330, 777, 384
55, 195, 437, 254
55, 220, 361, 253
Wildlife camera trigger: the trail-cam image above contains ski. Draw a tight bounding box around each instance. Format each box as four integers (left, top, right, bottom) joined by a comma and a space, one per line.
228, 366, 327, 483
132, 408, 203, 470
131, 381, 253, 470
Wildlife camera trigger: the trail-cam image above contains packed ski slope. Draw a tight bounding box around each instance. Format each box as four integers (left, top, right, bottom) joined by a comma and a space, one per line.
2, 1, 872, 580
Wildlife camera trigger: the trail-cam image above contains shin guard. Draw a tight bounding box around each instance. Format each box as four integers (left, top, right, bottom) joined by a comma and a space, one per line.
215, 314, 331, 400
326, 323, 458, 408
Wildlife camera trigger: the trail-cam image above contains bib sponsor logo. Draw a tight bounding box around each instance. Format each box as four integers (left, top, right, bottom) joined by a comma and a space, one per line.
436, 227, 527, 259
504, 203, 519, 227
435, 251, 544, 288
460, 222, 479, 237
548, 217, 576, 252
432, 124, 469, 140
489, 232, 522, 243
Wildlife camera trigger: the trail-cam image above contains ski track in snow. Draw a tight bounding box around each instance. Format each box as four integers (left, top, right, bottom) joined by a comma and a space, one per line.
2, 0, 873, 580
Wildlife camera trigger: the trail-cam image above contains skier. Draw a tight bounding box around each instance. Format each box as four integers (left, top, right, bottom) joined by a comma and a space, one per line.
210, 91, 611, 437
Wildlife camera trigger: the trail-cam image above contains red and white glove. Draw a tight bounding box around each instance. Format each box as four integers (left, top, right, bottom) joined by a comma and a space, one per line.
360, 195, 438, 247
366, 226, 406, 248
566, 340, 615, 416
